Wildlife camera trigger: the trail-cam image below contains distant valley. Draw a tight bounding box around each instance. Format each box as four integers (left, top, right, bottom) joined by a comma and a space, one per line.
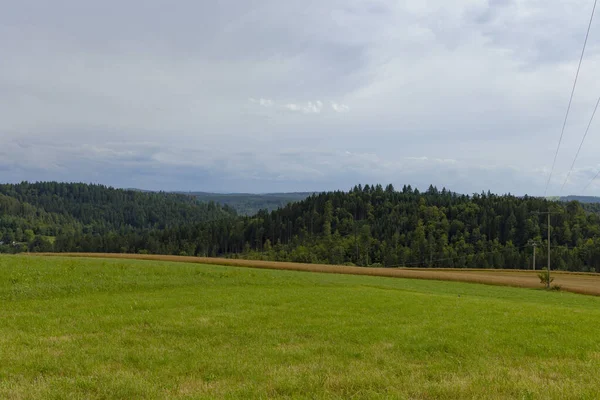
559, 196, 600, 204
176, 192, 314, 215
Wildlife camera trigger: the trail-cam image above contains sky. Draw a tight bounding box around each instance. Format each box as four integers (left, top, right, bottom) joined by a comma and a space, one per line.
2, 0, 600, 195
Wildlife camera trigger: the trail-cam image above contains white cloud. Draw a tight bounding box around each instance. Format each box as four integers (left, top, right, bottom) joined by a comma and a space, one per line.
283, 101, 322, 114
259, 98, 274, 107
331, 102, 350, 113
284, 103, 301, 112
250, 98, 274, 107
406, 156, 457, 164
254, 99, 327, 114
303, 101, 323, 114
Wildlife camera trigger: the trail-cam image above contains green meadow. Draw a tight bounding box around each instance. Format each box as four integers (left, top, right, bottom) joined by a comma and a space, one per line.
1, 255, 600, 399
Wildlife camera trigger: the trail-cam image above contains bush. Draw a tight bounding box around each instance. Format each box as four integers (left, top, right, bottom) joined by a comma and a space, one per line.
538, 268, 555, 287
290, 246, 314, 264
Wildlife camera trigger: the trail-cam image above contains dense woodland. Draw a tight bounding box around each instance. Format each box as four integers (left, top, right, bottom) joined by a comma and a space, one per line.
0, 182, 235, 253
3, 182, 600, 272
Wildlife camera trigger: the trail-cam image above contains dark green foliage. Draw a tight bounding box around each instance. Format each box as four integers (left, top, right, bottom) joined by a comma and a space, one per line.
227, 186, 600, 270
3, 182, 600, 271
0, 182, 236, 254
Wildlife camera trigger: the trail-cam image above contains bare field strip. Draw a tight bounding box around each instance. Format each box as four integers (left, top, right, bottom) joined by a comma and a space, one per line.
33, 253, 600, 296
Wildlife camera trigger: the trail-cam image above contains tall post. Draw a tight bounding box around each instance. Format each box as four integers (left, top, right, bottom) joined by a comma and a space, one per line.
532, 243, 536, 271
547, 213, 551, 289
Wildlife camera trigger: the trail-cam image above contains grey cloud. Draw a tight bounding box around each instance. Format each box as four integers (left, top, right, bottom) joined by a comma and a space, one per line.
0, 138, 555, 194
2, 0, 600, 195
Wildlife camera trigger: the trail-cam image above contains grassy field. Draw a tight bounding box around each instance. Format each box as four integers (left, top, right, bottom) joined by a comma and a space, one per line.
40, 253, 600, 296
2, 255, 600, 399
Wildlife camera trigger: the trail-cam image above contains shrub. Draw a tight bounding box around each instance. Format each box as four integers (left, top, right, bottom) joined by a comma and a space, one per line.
538, 268, 554, 288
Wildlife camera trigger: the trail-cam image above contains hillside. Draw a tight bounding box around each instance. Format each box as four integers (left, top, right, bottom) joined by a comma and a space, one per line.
0, 182, 236, 253
226, 184, 600, 271
4, 182, 600, 272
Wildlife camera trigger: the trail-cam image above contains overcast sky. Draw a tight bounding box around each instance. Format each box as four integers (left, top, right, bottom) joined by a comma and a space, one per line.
2, 0, 600, 195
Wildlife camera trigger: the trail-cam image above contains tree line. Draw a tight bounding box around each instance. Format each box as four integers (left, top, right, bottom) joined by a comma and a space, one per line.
2, 182, 600, 272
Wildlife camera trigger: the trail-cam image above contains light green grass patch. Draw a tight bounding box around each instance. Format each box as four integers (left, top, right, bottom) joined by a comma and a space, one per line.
1, 255, 600, 399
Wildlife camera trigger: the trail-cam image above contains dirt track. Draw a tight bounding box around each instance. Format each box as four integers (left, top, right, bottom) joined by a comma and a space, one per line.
33, 253, 600, 296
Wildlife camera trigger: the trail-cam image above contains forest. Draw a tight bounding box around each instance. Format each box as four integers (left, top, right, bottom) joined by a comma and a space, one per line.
2, 182, 600, 272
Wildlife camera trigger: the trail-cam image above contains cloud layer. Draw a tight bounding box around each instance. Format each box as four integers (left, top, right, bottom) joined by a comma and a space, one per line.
2, 0, 600, 195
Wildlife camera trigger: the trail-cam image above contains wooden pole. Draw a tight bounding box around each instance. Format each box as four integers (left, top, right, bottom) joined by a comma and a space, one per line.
547, 213, 551, 289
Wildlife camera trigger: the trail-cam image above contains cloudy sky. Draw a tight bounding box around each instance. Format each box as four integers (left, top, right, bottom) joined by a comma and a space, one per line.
2, 0, 600, 195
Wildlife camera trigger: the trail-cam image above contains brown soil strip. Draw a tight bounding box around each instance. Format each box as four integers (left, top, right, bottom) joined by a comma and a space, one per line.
31, 253, 600, 296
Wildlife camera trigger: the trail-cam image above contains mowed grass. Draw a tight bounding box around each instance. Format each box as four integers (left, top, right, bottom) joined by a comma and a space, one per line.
42, 253, 600, 296
1, 256, 600, 399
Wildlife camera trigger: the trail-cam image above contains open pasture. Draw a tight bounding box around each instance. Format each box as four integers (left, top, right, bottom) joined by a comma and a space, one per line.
40, 252, 600, 296
2, 254, 600, 399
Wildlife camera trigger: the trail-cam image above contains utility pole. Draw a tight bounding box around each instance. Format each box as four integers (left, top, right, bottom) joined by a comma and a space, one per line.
534, 211, 557, 289
528, 240, 539, 270
533, 242, 537, 270
547, 212, 551, 288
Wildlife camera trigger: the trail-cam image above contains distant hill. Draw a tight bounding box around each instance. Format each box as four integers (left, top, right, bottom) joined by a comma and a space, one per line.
560, 196, 600, 204
178, 192, 314, 215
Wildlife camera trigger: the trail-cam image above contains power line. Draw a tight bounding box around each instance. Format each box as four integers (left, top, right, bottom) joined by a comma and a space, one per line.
387, 242, 577, 270
582, 168, 600, 192
561, 96, 600, 192
544, 0, 598, 196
